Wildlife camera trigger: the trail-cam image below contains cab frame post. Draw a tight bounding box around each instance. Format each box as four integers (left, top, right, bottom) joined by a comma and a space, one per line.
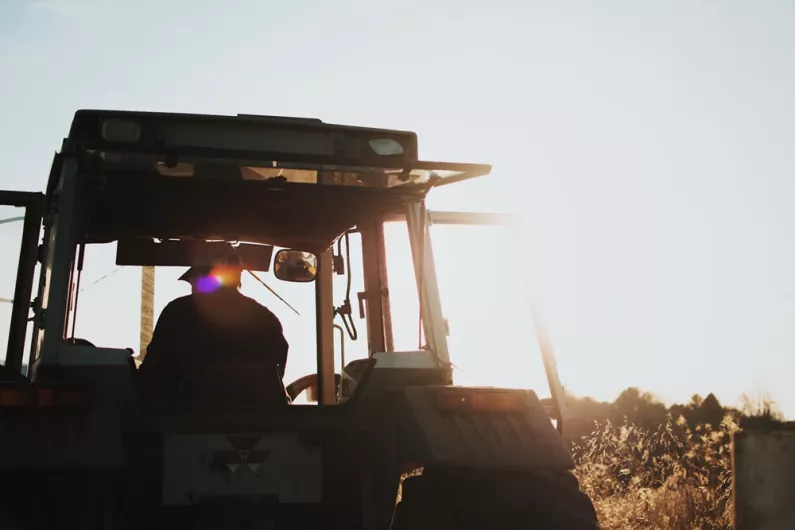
315, 249, 336, 404
0, 191, 44, 373
374, 218, 394, 352
405, 203, 450, 371
359, 221, 386, 355
37, 157, 81, 367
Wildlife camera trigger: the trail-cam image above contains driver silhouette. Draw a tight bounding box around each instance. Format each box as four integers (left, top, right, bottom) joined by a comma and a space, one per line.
137, 254, 290, 404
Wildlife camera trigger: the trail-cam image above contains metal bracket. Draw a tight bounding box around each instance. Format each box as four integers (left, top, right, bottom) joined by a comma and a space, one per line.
357, 289, 389, 319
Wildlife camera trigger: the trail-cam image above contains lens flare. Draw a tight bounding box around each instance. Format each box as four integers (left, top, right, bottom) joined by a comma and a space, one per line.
192, 264, 241, 294
195, 274, 222, 293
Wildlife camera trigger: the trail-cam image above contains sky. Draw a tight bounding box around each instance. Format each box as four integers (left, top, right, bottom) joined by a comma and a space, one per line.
1, 0, 795, 418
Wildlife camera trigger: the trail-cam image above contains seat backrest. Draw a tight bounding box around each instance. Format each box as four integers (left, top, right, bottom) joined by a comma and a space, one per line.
175, 361, 290, 406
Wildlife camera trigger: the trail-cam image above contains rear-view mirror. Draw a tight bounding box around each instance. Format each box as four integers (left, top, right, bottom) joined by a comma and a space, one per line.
273, 250, 318, 283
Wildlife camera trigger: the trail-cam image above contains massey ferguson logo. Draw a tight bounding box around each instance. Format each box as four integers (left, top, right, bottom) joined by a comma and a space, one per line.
210, 435, 272, 474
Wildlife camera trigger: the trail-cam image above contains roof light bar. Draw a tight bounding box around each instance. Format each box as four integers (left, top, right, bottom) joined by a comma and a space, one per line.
101, 118, 141, 143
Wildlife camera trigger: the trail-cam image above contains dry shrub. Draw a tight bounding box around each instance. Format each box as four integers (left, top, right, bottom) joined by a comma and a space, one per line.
572, 414, 739, 530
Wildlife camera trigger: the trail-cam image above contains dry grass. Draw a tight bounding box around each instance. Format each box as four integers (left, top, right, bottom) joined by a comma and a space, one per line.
572, 414, 740, 530
396, 406, 770, 528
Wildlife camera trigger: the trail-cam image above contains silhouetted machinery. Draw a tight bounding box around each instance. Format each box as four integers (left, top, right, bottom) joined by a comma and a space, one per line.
0, 110, 599, 529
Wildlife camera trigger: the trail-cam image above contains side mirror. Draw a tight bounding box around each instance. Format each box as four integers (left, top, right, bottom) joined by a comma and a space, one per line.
273, 249, 318, 283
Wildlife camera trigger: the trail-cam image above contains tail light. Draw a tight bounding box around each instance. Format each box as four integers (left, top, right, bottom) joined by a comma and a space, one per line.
0, 384, 89, 409
437, 389, 527, 413
0, 386, 32, 407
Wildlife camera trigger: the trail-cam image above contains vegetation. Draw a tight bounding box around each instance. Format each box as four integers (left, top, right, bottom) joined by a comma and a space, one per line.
394, 389, 792, 528
568, 388, 791, 529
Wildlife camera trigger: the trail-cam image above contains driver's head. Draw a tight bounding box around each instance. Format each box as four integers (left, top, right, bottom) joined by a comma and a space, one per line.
179, 253, 244, 294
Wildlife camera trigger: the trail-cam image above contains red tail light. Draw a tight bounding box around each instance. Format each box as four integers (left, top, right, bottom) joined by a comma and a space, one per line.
0, 384, 89, 408
0, 386, 33, 407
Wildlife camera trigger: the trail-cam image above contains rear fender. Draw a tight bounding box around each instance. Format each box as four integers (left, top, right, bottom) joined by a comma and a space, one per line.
392, 386, 575, 471
0, 345, 138, 470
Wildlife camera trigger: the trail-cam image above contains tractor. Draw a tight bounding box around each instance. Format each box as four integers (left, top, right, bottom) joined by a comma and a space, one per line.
0, 110, 599, 529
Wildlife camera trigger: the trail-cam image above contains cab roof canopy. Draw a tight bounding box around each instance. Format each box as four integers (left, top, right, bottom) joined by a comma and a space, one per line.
60, 110, 491, 254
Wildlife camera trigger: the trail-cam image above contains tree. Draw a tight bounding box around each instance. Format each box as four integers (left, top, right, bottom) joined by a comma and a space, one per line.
610, 387, 667, 429
689, 394, 703, 408
699, 393, 724, 425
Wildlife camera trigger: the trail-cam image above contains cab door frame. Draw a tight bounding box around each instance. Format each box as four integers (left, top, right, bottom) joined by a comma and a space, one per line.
0, 191, 45, 375
416, 208, 570, 433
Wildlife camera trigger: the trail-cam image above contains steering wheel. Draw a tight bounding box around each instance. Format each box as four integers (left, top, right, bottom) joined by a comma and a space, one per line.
286, 373, 342, 402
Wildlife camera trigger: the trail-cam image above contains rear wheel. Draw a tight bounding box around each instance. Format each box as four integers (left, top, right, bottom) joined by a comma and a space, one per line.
391, 467, 599, 530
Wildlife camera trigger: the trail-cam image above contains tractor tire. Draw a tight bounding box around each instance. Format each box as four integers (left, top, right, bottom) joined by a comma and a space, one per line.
391, 467, 599, 530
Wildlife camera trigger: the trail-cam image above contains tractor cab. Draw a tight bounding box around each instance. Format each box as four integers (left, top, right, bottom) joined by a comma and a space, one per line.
0, 110, 590, 530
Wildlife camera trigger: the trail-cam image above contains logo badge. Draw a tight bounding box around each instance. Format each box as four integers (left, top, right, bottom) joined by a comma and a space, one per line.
210, 436, 272, 475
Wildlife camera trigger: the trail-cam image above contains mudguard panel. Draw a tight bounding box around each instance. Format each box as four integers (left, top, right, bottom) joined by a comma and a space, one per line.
394, 387, 574, 470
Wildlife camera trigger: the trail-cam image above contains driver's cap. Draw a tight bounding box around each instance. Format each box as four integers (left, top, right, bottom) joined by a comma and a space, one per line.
179, 252, 243, 284
178, 265, 211, 284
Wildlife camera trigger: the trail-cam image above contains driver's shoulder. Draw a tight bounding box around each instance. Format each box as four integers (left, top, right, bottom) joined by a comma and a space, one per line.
166, 294, 195, 309
237, 294, 280, 319
160, 294, 198, 317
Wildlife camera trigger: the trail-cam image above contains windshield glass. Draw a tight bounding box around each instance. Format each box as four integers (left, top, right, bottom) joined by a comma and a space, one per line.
70, 242, 322, 389
428, 222, 552, 398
